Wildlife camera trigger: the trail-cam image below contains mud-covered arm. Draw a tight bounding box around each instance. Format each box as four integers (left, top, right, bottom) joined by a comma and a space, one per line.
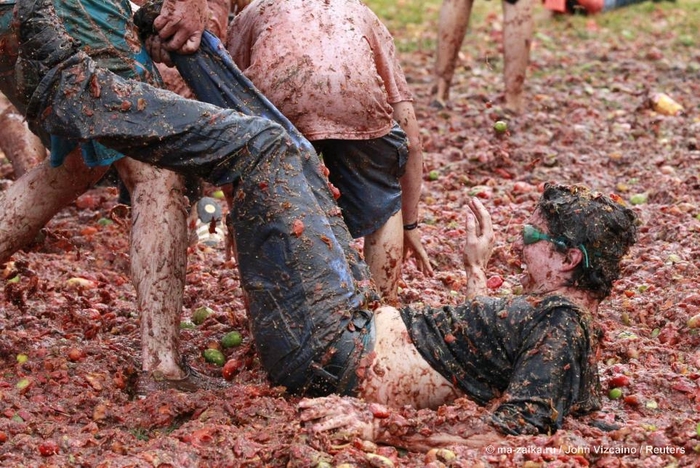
299, 396, 503, 452
463, 198, 494, 298
491, 309, 589, 435
392, 100, 433, 276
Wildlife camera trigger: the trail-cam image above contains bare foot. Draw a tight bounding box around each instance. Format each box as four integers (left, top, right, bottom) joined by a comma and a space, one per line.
504, 93, 524, 115
133, 360, 228, 399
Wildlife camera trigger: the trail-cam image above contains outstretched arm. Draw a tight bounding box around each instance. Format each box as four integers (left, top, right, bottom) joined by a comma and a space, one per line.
463, 197, 494, 298
299, 395, 503, 453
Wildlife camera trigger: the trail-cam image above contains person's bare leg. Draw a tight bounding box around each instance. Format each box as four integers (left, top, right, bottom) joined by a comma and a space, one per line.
502, 0, 533, 114
363, 211, 403, 305
0, 148, 107, 263
359, 306, 462, 409
434, 0, 474, 104
0, 103, 46, 177
115, 159, 189, 380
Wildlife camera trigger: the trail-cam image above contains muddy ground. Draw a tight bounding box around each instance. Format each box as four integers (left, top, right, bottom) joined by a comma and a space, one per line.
0, 4, 699, 467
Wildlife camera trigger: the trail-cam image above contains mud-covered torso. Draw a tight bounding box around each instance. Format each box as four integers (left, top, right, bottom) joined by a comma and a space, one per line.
227, 0, 412, 141
401, 295, 601, 434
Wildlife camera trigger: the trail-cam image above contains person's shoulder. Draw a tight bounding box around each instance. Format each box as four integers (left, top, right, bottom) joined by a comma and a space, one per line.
530, 295, 592, 334
538, 295, 587, 316
516, 294, 581, 312
232, 0, 278, 22
505, 294, 585, 324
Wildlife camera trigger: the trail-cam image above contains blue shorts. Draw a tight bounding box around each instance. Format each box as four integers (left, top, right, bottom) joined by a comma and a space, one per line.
312, 123, 409, 239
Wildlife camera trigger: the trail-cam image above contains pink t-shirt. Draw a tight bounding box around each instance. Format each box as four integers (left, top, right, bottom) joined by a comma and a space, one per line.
227, 0, 413, 141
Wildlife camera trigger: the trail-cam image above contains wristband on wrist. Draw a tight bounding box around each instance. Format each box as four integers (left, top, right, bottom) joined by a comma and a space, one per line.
403, 221, 418, 231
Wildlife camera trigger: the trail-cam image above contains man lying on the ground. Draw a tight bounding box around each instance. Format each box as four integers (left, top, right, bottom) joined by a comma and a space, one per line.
14, 0, 636, 446
300, 184, 637, 448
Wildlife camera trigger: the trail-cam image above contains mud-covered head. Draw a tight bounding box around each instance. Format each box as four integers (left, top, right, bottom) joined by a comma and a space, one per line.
537, 183, 638, 300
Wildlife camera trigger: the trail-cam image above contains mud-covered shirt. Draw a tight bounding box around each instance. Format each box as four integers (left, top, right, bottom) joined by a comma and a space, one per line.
400, 295, 601, 435
226, 0, 413, 141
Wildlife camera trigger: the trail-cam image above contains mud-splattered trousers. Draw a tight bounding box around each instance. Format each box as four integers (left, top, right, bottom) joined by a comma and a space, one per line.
14, 0, 375, 396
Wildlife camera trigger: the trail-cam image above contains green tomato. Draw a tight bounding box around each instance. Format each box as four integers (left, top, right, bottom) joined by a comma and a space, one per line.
609, 388, 623, 400
493, 120, 508, 133
192, 306, 213, 325
221, 331, 243, 348
629, 193, 648, 205
428, 170, 439, 181
97, 217, 113, 227
16, 378, 30, 390
203, 348, 226, 367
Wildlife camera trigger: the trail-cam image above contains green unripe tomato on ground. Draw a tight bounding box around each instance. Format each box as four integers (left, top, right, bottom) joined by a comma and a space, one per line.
203, 348, 226, 366
221, 331, 243, 348
192, 306, 213, 325
629, 193, 648, 205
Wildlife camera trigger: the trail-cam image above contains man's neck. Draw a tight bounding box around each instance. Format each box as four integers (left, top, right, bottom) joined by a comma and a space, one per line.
527, 283, 599, 315
552, 286, 599, 315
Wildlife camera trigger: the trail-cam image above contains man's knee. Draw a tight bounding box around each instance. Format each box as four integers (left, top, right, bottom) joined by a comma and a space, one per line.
273, 309, 375, 398
115, 158, 184, 193
247, 119, 294, 155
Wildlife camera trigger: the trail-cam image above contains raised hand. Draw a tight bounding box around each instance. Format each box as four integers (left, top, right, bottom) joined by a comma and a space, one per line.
463, 197, 494, 298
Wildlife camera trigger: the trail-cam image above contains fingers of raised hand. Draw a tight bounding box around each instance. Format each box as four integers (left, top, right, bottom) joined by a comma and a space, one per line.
470, 198, 493, 238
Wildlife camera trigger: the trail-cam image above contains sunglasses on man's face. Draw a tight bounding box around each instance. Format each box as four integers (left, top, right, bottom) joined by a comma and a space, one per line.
521, 224, 590, 268
522, 224, 568, 249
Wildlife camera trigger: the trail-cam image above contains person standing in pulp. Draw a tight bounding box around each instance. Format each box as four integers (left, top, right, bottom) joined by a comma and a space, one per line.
227, 0, 434, 304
